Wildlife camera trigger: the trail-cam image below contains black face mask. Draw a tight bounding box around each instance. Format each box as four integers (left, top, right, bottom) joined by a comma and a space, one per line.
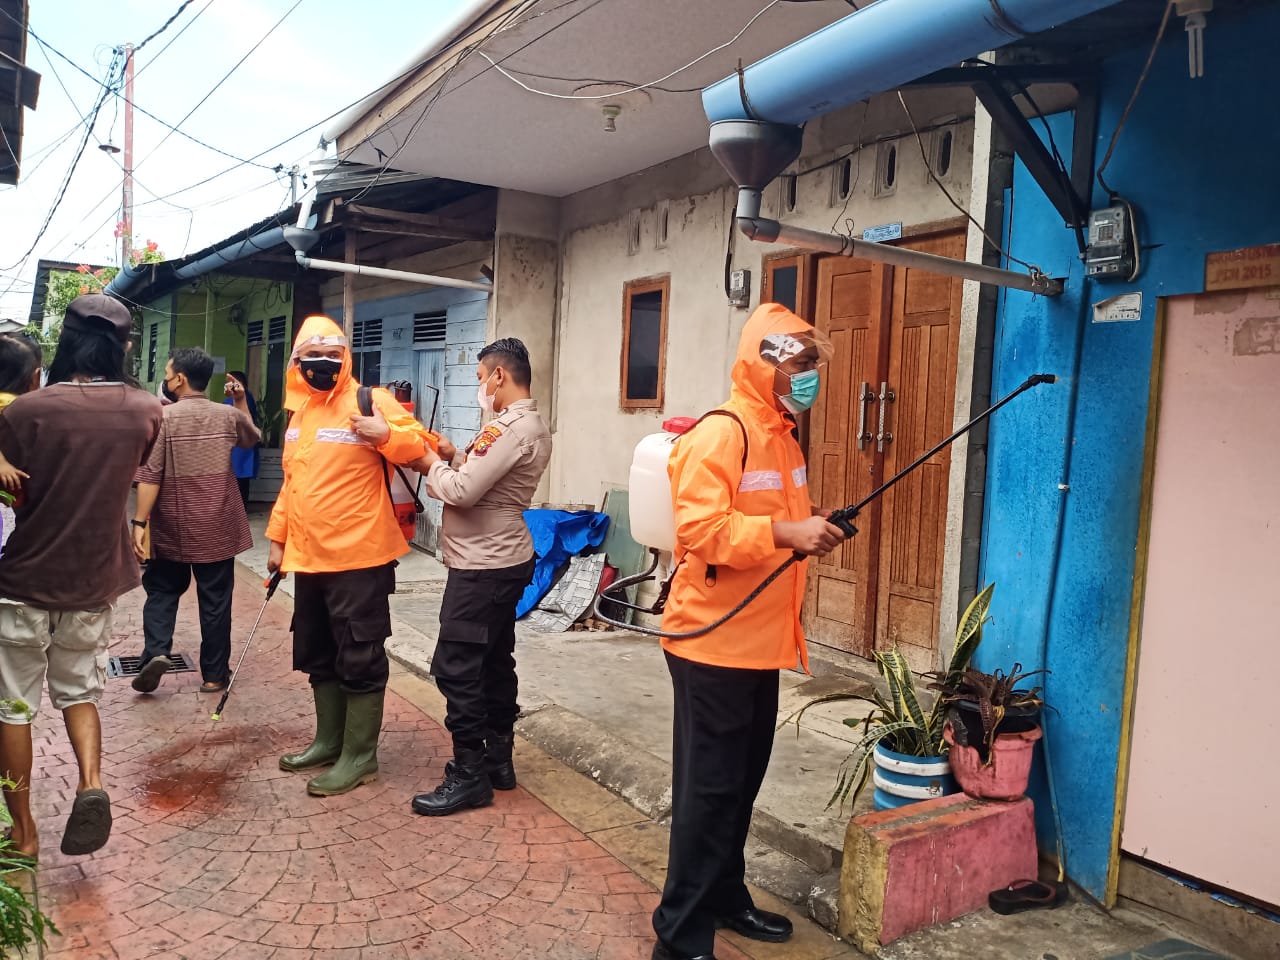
300, 357, 342, 392
161, 378, 179, 403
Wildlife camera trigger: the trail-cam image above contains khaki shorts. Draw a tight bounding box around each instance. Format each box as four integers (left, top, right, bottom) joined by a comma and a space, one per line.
0, 599, 113, 723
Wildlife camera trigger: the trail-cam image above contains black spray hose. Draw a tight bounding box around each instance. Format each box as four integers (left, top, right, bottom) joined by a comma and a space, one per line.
593, 373, 1057, 638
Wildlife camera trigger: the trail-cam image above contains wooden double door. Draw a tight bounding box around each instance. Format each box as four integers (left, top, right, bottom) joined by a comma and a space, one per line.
799, 230, 965, 669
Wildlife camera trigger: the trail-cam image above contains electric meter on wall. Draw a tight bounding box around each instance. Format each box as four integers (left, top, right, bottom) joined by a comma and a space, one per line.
1085, 204, 1138, 281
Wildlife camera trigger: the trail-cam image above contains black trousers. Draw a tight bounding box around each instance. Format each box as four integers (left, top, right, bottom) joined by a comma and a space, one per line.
236, 476, 251, 509
652, 651, 779, 957
291, 562, 396, 695
141, 557, 236, 684
430, 559, 535, 754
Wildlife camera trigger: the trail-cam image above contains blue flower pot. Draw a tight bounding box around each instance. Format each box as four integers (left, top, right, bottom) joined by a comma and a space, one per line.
872, 741, 957, 811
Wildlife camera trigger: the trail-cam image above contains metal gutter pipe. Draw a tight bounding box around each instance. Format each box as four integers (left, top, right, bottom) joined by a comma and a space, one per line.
739, 217, 1061, 295
172, 227, 288, 281
701, 0, 1124, 125
291, 249, 492, 293
321, 0, 499, 147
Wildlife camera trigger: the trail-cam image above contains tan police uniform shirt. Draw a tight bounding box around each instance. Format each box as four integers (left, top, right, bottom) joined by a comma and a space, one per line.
426, 398, 552, 570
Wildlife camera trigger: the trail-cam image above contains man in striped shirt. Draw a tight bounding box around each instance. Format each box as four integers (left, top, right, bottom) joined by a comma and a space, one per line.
130, 347, 261, 694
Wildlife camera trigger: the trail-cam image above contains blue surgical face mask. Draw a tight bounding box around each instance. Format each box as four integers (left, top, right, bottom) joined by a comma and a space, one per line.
778, 369, 821, 414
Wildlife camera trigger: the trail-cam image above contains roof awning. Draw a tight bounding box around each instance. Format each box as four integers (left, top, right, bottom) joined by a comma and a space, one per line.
701, 0, 1124, 125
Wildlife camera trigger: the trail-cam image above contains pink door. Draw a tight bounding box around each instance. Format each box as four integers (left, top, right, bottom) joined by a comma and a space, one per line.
1122, 290, 1280, 907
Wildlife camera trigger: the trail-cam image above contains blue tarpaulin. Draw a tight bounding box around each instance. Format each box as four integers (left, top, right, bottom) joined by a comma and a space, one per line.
518, 509, 610, 618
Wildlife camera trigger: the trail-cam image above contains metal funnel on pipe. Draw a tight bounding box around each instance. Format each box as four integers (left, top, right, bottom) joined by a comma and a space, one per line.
708, 119, 1061, 296
709, 119, 803, 219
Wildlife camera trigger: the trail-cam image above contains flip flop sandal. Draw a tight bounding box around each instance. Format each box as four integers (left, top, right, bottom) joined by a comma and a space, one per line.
199, 681, 228, 693
60, 789, 112, 856
988, 879, 1069, 915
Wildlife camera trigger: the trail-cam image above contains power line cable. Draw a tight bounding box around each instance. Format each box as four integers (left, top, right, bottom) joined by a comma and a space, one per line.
477, 0, 783, 100
134, 0, 217, 80
897, 90, 1046, 281
0, 50, 123, 279
132, 0, 307, 174
1096, 0, 1174, 197
134, 0, 200, 53
0, 5, 270, 169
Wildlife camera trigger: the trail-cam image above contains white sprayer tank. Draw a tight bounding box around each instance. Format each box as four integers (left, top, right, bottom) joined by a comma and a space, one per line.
628, 417, 697, 553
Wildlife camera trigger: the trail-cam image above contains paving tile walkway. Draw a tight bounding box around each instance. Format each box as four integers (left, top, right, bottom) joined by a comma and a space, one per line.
24, 568, 756, 960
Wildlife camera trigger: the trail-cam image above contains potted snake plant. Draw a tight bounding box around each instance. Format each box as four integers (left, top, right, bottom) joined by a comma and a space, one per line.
789, 583, 994, 811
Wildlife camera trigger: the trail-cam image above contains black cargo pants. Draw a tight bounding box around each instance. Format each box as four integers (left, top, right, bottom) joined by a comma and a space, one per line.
291, 562, 396, 695
430, 558, 536, 754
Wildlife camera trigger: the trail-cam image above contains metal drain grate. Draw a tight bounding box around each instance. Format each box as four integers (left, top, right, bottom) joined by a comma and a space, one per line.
107, 654, 197, 679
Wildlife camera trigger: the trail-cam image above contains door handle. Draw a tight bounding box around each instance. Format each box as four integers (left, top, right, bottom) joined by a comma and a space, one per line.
877, 381, 895, 452
856, 381, 876, 450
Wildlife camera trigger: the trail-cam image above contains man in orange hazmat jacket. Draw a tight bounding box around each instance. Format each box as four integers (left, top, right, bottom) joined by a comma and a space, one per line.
268, 315, 435, 797
651, 303, 844, 960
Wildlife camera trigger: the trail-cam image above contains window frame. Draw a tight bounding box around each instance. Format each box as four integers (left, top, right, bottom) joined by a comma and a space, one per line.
620, 275, 671, 412
761, 250, 818, 323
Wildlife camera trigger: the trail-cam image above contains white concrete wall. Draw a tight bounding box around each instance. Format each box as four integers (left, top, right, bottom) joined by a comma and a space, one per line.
547, 89, 979, 510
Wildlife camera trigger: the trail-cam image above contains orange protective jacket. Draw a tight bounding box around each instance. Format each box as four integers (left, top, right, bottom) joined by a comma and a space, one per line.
266, 315, 435, 574
661, 304, 814, 672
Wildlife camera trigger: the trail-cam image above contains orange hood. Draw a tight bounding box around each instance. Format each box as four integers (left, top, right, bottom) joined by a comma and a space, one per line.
284, 314, 353, 411
729, 303, 823, 431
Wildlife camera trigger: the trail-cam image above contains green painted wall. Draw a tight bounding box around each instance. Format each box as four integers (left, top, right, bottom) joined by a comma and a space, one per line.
136, 277, 294, 439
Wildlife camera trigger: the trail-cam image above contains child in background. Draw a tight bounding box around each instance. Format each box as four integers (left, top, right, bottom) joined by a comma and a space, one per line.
0, 334, 43, 552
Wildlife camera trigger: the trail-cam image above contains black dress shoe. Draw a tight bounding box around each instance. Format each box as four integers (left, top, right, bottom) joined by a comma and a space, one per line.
718, 907, 793, 943
651, 939, 716, 960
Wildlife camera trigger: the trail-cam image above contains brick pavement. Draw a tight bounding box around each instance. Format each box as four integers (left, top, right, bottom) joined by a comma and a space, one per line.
24, 568, 754, 960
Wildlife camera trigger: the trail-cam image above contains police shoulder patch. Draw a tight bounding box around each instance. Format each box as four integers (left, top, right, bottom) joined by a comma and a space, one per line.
472, 423, 504, 456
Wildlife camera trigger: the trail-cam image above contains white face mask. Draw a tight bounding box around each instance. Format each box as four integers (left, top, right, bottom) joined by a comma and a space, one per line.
476, 370, 497, 414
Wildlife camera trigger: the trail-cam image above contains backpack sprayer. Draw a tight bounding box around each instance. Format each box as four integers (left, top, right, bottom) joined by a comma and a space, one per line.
593, 373, 1057, 638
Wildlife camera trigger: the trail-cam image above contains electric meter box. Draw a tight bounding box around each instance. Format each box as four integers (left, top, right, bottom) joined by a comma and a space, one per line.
1085, 205, 1137, 281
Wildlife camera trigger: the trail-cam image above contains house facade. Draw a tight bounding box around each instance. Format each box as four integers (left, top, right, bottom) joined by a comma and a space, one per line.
700, 0, 1279, 951
329, 0, 995, 671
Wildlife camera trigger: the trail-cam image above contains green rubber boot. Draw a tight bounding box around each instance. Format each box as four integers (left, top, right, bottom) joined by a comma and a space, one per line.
306, 690, 383, 796
280, 682, 346, 771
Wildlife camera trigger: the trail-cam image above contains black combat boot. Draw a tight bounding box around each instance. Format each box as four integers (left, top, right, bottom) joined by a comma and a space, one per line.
411, 748, 493, 816
485, 730, 517, 790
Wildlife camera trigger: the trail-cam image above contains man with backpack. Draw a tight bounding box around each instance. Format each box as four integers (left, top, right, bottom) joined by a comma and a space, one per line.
268, 315, 436, 797
650, 303, 844, 960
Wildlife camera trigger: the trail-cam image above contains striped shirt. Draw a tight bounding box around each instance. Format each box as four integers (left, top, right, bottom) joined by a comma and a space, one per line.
136, 395, 260, 563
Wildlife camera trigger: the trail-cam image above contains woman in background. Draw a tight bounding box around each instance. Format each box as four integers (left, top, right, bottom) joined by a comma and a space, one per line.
223, 370, 260, 508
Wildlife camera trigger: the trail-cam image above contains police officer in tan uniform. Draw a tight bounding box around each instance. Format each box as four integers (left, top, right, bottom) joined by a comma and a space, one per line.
409, 337, 552, 816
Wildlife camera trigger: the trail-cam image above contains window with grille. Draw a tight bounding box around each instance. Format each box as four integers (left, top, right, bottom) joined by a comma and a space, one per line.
247, 319, 264, 346
413, 311, 446, 345
268, 316, 287, 344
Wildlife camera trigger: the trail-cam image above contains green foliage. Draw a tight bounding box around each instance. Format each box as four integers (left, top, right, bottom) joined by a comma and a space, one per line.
42, 266, 119, 322
786, 583, 995, 811
0, 774, 59, 956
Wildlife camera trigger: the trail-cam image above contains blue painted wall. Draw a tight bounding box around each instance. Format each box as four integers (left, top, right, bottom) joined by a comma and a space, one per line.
981, 4, 1280, 902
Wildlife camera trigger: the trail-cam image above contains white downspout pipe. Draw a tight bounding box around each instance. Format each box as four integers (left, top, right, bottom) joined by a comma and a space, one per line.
291, 251, 492, 292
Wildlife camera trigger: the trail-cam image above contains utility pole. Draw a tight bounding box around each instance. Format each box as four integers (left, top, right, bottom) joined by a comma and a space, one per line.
121, 43, 135, 268
290, 164, 300, 205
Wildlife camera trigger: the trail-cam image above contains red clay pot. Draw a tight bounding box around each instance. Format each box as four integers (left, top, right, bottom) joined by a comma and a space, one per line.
943, 722, 1042, 801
